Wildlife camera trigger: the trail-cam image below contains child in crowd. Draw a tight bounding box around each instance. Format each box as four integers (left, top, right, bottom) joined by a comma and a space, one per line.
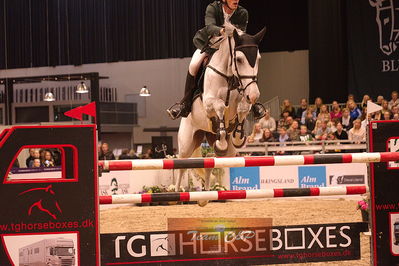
287, 120, 300, 140
333, 122, 348, 140
315, 120, 333, 140
276, 127, 290, 155
297, 125, 313, 142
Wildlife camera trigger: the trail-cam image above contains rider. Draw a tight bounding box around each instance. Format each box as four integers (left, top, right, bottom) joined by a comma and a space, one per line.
167, 0, 265, 120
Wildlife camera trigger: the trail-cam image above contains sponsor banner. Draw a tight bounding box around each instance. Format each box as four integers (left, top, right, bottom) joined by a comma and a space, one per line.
100, 222, 367, 265
260, 165, 298, 189
229, 167, 260, 190
298, 166, 326, 188
326, 163, 367, 186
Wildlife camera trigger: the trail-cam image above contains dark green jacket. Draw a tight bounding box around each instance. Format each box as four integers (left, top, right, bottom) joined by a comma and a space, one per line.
193, 1, 248, 52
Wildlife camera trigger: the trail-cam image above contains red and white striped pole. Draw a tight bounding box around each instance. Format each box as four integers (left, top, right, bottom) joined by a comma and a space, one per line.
99, 185, 368, 205
98, 152, 399, 171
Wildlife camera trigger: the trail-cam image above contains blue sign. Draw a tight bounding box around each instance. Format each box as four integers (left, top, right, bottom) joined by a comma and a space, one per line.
230, 167, 260, 190
298, 166, 326, 188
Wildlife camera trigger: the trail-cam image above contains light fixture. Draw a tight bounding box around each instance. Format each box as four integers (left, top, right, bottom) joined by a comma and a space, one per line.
76, 81, 88, 94
44, 92, 55, 102
139, 85, 151, 97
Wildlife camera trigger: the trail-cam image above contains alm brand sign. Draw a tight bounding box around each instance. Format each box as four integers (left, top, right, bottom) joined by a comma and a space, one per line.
298, 166, 326, 188
229, 167, 260, 190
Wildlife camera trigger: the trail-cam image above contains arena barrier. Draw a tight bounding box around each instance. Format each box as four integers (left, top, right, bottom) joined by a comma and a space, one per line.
99, 151, 399, 171
99, 185, 368, 204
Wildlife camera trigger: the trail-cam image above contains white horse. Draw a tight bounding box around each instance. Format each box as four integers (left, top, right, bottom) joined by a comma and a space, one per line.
176, 27, 266, 206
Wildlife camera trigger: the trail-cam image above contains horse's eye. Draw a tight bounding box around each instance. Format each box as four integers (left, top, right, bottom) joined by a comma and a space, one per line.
237, 58, 243, 64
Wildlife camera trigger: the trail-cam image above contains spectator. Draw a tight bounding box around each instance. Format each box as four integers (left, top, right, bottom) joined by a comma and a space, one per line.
388, 91, 399, 110
348, 119, 366, 143
381, 100, 389, 114
301, 106, 317, 124
280, 99, 296, 118
287, 120, 300, 140
258, 110, 276, 132
361, 94, 371, 108
312, 120, 322, 136
330, 104, 342, 120
128, 149, 139, 159
340, 108, 354, 131
248, 123, 264, 143
295, 98, 308, 120
392, 105, 399, 117
383, 111, 392, 120
328, 120, 337, 133
42, 150, 55, 167
259, 128, 275, 142
99, 143, 116, 160
317, 105, 330, 122
376, 95, 384, 105
276, 127, 290, 155
32, 159, 42, 168
315, 120, 333, 140
374, 111, 382, 120
334, 122, 348, 140
348, 100, 362, 120
347, 94, 355, 103
297, 125, 313, 142
284, 116, 294, 129
26, 148, 35, 168
278, 111, 290, 129
142, 148, 153, 159
314, 97, 323, 115
394, 114, 399, 120
304, 111, 316, 131
29, 149, 41, 168
119, 149, 132, 160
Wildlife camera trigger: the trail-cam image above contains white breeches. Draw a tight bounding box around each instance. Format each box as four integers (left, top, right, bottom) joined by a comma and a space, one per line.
188, 49, 208, 76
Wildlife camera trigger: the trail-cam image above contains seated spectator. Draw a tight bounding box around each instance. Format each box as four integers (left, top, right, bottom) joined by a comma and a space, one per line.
312, 120, 322, 136
259, 110, 276, 132
383, 111, 392, 120
348, 119, 366, 143
392, 105, 399, 117
315, 120, 333, 140
29, 149, 41, 168
278, 111, 290, 128
394, 113, 399, 120
348, 100, 362, 120
276, 127, 290, 155
328, 120, 337, 133
376, 95, 384, 105
340, 108, 354, 131
26, 148, 35, 168
259, 128, 275, 142
119, 149, 132, 160
374, 111, 382, 120
334, 122, 348, 140
295, 98, 308, 121
317, 105, 330, 122
361, 94, 371, 108
381, 100, 389, 114
314, 97, 323, 115
99, 143, 116, 160
142, 148, 153, 159
388, 90, 399, 110
42, 150, 55, 167
301, 106, 316, 124
297, 125, 313, 142
330, 105, 342, 120
129, 149, 139, 159
287, 121, 300, 140
250, 123, 264, 142
284, 116, 294, 129
347, 94, 355, 103
280, 99, 296, 118
32, 159, 42, 168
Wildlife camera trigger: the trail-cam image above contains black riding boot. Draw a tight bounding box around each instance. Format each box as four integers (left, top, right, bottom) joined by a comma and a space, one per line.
167, 72, 196, 120
252, 102, 267, 120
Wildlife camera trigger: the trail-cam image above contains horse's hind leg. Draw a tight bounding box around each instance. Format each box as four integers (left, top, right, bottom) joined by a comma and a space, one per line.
198, 168, 212, 207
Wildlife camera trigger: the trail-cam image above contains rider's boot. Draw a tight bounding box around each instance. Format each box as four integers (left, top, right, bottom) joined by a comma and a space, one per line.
167, 72, 196, 120
251, 102, 267, 120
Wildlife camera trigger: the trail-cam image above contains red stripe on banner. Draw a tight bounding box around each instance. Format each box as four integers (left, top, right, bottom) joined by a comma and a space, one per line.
274, 189, 284, 197
218, 190, 246, 200
180, 192, 190, 201
346, 186, 367, 195
245, 157, 275, 167
342, 154, 352, 163
303, 155, 314, 165
141, 194, 152, 203
99, 196, 112, 204
203, 158, 215, 168
309, 187, 320, 196
163, 159, 174, 169
380, 152, 398, 162
109, 161, 132, 171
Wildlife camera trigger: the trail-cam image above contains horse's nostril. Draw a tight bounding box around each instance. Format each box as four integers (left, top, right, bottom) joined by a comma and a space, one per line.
246, 95, 250, 101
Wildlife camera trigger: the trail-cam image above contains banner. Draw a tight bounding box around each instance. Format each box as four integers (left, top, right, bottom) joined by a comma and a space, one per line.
347, 0, 399, 98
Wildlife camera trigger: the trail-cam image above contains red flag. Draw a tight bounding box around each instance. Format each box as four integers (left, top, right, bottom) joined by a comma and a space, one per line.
81, 102, 97, 117
64, 106, 83, 121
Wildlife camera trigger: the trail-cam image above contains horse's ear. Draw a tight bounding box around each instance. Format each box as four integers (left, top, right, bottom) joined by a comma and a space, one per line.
233, 29, 241, 45
254, 27, 267, 44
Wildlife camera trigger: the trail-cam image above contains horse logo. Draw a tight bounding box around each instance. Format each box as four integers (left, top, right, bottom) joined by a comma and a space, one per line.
18, 185, 62, 220
369, 0, 399, 55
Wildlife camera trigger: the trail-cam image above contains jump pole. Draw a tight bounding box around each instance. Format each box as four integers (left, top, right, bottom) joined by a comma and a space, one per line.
98, 151, 399, 171
99, 185, 368, 204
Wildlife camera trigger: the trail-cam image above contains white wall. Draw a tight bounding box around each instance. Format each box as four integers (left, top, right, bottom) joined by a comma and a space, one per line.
0, 50, 309, 149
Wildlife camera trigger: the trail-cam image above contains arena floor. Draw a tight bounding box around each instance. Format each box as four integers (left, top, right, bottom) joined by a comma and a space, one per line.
100, 198, 371, 266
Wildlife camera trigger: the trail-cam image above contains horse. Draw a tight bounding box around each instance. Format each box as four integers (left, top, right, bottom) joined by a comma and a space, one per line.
175, 27, 266, 206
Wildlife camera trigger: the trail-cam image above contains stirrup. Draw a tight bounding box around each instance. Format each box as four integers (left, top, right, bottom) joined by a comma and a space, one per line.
166, 103, 182, 120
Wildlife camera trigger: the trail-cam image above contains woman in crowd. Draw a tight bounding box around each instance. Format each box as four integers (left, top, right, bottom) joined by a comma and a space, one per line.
361, 94, 371, 108
376, 95, 384, 105
99, 142, 116, 160
348, 119, 366, 143
259, 128, 275, 142
340, 108, 353, 131
330, 104, 342, 120
314, 97, 323, 115
247, 123, 264, 143
317, 104, 330, 122
315, 120, 333, 140
333, 122, 348, 140
42, 150, 55, 167
383, 111, 392, 120
258, 110, 276, 132
280, 99, 296, 118
312, 120, 322, 136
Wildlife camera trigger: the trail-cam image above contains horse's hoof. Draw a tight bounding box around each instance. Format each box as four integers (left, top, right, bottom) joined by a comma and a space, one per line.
198, 200, 209, 207
232, 136, 247, 148
214, 141, 228, 156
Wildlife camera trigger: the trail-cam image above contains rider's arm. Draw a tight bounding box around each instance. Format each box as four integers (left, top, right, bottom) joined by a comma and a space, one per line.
205, 4, 223, 36
237, 9, 249, 32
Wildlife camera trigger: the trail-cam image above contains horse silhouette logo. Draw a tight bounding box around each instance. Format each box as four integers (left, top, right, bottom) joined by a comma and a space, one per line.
369, 0, 399, 55
150, 234, 176, 256
18, 185, 62, 220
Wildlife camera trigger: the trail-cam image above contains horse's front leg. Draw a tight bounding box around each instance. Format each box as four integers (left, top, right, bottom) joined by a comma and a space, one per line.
198, 168, 212, 207
232, 97, 251, 148
204, 97, 228, 155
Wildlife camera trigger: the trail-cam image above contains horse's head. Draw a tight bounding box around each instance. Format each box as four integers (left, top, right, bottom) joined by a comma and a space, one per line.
232, 27, 266, 105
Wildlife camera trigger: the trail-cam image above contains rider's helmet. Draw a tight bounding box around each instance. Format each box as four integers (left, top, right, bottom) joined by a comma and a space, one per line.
221, 0, 239, 11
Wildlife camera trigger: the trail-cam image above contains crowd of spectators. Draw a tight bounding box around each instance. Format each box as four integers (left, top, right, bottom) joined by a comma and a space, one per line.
98, 142, 154, 160
247, 92, 399, 147
25, 148, 60, 168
